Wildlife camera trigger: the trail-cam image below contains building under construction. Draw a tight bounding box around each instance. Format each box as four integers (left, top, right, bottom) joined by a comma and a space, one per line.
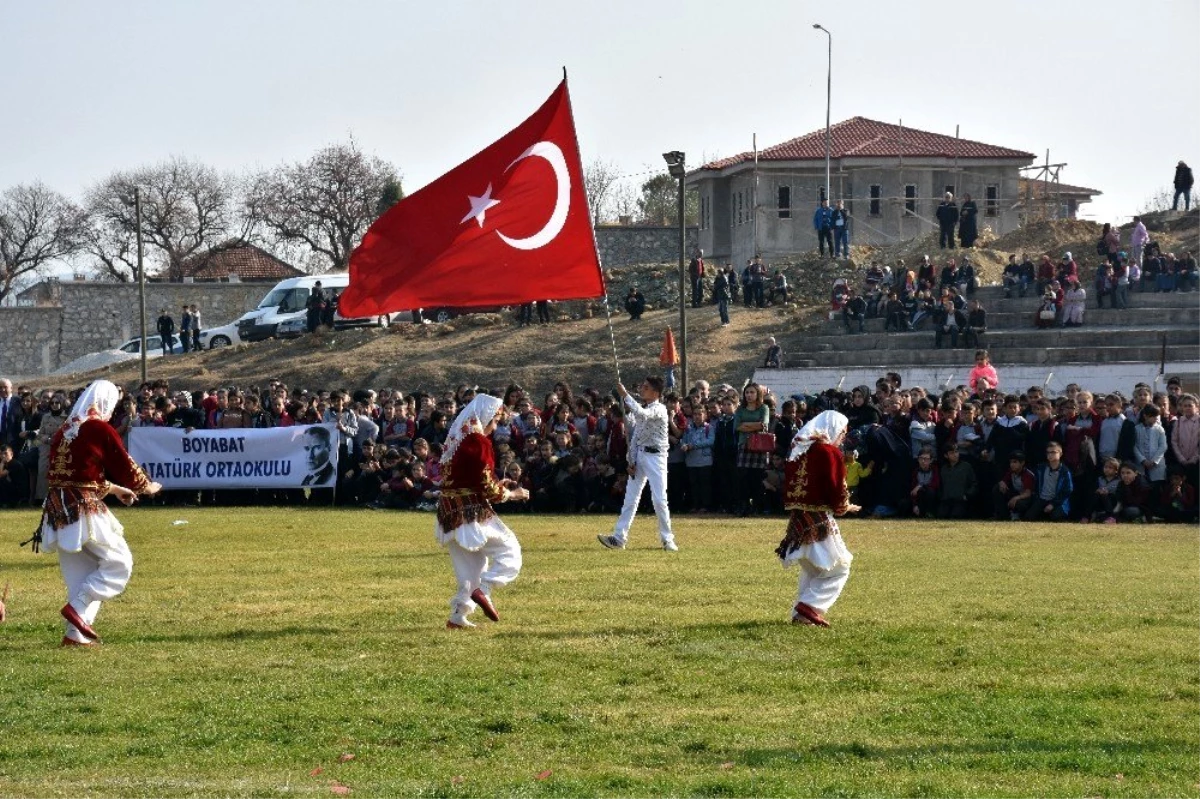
687, 117, 1092, 266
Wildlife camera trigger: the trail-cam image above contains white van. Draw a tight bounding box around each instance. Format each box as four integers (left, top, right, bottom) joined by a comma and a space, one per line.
235, 274, 349, 342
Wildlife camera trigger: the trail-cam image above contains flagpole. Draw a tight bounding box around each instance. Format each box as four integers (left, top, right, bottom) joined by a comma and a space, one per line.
563, 67, 622, 387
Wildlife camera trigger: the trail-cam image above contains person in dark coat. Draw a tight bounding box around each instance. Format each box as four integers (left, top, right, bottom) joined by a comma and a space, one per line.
624, 287, 645, 321
155, 309, 176, 355
958, 193, 979, 247
306, 281, 327, 333
936, 192, 959, 249
1174, 161, 1194, 212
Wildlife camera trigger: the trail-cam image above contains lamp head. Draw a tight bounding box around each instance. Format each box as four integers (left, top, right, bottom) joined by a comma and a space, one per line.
662, 151, 686, 179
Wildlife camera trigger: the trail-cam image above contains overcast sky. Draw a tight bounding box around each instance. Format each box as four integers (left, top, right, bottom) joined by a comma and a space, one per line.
3, 0, 1196, 226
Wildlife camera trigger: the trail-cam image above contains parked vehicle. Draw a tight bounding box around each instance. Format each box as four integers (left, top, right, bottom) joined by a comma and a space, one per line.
332, 308, 403, 330
118, 335, 181, 356
235, 274, 349, 342
202, 322, 242, 348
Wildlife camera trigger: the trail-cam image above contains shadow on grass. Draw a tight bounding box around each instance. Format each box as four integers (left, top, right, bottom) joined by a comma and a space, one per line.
494, 619, 781, 641
132, 625, 340, 644
735, 737, 1193, 766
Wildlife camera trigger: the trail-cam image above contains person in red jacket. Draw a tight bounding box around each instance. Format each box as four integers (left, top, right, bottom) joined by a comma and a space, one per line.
34, 380, 161, 646
774, 410, 860, 628
435, 394, 529, 629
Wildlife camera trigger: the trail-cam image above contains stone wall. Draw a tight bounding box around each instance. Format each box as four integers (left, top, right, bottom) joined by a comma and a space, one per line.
595, 225, 699, 267
0, 307, 64, 377
0, 281, 268, 377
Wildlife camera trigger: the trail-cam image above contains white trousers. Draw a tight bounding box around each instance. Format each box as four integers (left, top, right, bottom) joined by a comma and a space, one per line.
612, 454, 674, 545
446, 524, 522, 622
795, 558, 851, 613
58, 537, 134, 642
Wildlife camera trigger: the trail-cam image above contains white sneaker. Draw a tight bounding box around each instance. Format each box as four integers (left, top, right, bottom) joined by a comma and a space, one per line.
662, 540, 679, 552
597, 534, 625, 550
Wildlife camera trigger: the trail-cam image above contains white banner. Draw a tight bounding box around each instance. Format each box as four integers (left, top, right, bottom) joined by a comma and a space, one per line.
128, 424, 341, 489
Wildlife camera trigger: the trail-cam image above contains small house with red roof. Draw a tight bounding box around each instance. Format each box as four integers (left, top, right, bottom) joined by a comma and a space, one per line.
689, 117, 1036, 264
169, 241, 304, 282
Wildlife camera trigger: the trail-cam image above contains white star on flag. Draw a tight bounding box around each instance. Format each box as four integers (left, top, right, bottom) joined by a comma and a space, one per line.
461, 183, 501, 227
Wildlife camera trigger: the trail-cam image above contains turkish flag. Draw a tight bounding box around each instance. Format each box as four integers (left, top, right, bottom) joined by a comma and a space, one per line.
338, 80, 604, 318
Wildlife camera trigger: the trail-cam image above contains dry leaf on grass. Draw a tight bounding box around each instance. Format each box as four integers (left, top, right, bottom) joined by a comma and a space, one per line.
309, 767, 324, 777
451, 776, 465, 785
536, 769, 553, 780
338, 753, 356, 762
330, 781, 351, 795
720, 762, 735, 770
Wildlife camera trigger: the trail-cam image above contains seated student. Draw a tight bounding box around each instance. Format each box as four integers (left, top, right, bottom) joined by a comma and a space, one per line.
842, 289, 867, 333
1034, 287, 1059, 329
1002, 255, 1025, 298
1024, 441, 1072, 521
1083, 457, 1122, 524
883, 291, 907, 332
993, 452, 1036, 520
1113, 461, 1153, 523
1159, 467, 1198, 523
963, 300, 987, 348
910, 446, 940, 518
938, 443, 977, 518
1176, 251, 1198, 292
1094, 263, 1116, 308
1062, 277, 1086, 327
932, 297, 965, 348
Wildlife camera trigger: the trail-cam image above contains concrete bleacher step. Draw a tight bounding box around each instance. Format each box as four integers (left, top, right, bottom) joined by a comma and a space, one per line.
820, 307, 1199, 335
980, 292, 1198, 314
786, 343, 1200, 369
799, 326, 1199, 352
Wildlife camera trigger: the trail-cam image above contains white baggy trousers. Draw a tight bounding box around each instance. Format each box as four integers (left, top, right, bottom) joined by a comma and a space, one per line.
782, 514, 853, 614
44, 507, 134, 643
612, 453, 675, 546
440, 517, 522, 622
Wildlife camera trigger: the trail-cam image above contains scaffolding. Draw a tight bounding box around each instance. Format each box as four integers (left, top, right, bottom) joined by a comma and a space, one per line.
1017, 150, 1068, 222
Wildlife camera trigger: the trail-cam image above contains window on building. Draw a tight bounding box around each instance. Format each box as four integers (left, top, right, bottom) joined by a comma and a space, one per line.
869, 185, 882, 216
737, 192, 744, 225
944, 184, 955, 198
904, 184, 916, 215
985, 184, 998, 217
778, 186, 791, 219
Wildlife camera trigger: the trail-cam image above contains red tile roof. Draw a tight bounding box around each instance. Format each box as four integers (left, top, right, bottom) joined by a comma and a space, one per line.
176, 242, 304, 281
697, 117, 1035, 171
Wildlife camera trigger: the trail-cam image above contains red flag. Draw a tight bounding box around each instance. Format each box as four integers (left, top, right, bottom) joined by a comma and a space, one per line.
338, 80, 603, 317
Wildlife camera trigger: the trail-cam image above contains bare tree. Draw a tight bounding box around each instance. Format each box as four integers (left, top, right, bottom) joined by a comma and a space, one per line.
1138, 186, 1174, 215
79, 214, 138, 282
0, 182, 85, 302
86, 157, 237, 282
584, 158, 622, 225
245, 140, 401, 273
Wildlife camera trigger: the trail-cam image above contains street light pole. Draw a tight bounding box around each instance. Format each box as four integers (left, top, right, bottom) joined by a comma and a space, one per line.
663, 151, 688, 390
814, 24, 832, 204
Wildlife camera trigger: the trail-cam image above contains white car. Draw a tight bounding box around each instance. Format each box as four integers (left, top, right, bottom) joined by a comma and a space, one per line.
118, 335, 180, 356
201, 322, 241, 348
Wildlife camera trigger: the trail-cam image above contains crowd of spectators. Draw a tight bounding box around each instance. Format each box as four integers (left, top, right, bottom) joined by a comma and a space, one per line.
1, 370, 1195, 527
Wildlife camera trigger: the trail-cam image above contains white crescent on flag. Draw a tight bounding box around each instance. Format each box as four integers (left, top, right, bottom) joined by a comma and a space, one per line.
496, 141, 570, 251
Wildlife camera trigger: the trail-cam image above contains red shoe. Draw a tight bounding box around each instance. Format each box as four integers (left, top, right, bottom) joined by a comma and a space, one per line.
60, 636, 97, 648
470, 588, 499, 622
445, 619, 475, 630
60, 604, 98, 641
794, 602, 831, 628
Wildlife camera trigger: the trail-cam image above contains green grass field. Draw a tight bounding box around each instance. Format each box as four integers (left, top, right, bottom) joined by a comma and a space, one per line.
0, 508, 1196, 798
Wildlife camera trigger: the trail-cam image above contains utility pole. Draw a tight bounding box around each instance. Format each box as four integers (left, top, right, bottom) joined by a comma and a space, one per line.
136, 187, 147, 384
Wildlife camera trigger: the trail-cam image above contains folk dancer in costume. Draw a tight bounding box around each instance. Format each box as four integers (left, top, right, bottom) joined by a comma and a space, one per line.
597, 376, 679, 551
436, 394, 530, 629
774, 410, 859, 627
32, 380, 161, 646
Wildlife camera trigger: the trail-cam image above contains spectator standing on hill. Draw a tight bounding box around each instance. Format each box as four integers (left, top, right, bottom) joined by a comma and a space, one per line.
190, 305, 202, 352
155, 309, 175, 356
1130, 216, 1149, 266
774, 410, 859, 628
1174, 160, 1193, 211
1102, 224, 1121, 265
306, 281, 327, 333
936, 193, 959, 249
725, 264, 740, 305
179, 305, 192, 354
958, 193, 979, 248
832, 200, 851, 257
813, 199, 834, 258
713, 267, 732, 325
689, 249, 705, 308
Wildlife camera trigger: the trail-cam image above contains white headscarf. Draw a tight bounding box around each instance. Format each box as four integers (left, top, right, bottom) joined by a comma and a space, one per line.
62, 379, 120, 442
788, 410, 849, 462
440, 393, 504, 465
